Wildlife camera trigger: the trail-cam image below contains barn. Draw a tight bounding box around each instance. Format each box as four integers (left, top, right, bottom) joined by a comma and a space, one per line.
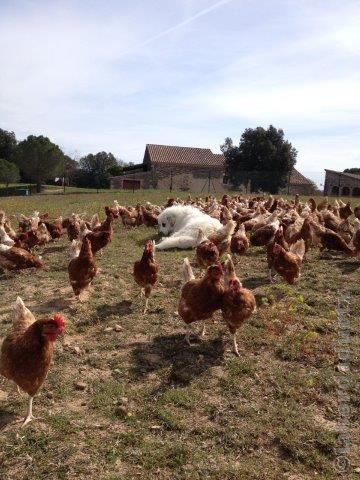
110, 143, 316, 195
324, 169, 360, 197
110, 144, 227, 193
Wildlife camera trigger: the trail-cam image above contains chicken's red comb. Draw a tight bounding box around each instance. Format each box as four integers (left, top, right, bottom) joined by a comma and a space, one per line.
53, 314, 65, 329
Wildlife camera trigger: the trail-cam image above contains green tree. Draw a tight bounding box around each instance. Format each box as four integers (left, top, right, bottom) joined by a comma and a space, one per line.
14, 135, 65, 192
0, 128, 17, 161
0, 158, 20, 187
221, 125, 297, 193
344, 168, 360, 175
79, 151, 119, 189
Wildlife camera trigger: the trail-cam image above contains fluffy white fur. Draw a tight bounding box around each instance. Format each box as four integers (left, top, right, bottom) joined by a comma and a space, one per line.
156, 205, 222, 250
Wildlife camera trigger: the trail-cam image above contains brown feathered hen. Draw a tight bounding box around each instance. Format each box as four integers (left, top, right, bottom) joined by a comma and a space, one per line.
0, 297, 65, 426
133, 240, 160, 313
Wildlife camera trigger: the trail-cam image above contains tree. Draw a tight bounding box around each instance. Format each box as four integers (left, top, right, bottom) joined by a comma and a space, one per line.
0, 158, 20, 187
14, 135, 65, 192
0, 129, 17, 161
221, 125, 297, 193
79, 151, 119, 189
344, 168, 360, 175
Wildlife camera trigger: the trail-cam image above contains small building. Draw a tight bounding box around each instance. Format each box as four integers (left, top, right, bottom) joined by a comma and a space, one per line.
110, 143, 315, 195
324, 169, 360, 197
280, 168, 317, 195
111, 144, 227, 193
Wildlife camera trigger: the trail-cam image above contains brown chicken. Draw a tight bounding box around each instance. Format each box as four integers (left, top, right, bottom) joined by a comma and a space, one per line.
85, 213, 114, 255
339, 202, 353, 220
221, 255, 256, 356
352, 219, 360, 253
267, 226, 289, 272
311, 222, 356, 256
250, 218, 280, 247
230, 223, 249, 256
0, 245, 43, 270
43, 217, 63, 240
208, 220, 236, 256
68, 237, 97, 301
67, 218, 80, 241
195, 229, 220, 269
133, 240, 160, 313
140, 205, 158, 227
178, 258, 224, 344
270, 240, 305, 284
0, 297, 65, 426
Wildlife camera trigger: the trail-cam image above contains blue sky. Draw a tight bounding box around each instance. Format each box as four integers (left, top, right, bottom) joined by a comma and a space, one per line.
1, 0, 359, 185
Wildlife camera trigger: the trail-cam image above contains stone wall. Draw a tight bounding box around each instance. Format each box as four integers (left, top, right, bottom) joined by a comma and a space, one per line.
110, 165, 228, 193
324, 171, 360, 196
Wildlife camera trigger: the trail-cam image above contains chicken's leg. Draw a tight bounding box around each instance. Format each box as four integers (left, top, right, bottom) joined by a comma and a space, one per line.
233, 333, 240, 357
269, 268, 276, 283
22, 396, 34, 427
143, 297, 149, 314
185, 324, 193, 346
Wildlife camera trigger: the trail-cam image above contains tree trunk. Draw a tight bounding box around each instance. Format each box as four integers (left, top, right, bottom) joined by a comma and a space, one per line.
36, 181, 41, 193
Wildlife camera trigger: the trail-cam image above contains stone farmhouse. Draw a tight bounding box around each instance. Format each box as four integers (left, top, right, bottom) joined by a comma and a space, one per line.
110, 143, 315, 195
324, 169, 360, 197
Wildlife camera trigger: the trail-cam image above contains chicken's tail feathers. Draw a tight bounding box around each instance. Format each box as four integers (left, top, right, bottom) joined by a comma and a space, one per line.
290, 239, 306, 261
224, 254, 239, 287
90, 213, 100, 229
15, 296, 25, 311
196, 228, 207, 245
225, 220, 236, 236
13, 296, 35, 329
182, 257, 195, 285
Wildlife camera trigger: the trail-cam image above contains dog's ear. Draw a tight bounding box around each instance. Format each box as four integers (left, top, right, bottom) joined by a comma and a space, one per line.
167, 214, 176, 228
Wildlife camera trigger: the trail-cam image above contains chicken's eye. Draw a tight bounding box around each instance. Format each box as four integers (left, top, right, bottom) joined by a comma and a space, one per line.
162, 222, 166, 227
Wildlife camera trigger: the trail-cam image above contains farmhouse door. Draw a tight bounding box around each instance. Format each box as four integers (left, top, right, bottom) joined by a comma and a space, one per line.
123, 179, 141, 189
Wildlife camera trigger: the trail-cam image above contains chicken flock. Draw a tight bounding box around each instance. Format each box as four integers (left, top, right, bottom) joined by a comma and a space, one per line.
0, 194, 359, 426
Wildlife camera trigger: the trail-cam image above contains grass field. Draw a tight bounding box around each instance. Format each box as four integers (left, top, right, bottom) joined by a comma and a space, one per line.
0, 191, 359, 480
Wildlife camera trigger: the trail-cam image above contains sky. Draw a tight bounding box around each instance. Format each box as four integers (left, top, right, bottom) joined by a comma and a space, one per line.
1, 0, 360, 186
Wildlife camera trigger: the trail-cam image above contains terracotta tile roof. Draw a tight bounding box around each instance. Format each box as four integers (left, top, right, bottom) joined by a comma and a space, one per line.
325, 169, 360, 180
146, 144, 224, 167
289, 168, 314, 185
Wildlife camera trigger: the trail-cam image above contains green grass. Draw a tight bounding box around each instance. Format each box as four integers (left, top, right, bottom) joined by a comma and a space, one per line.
0, 191, 359, 480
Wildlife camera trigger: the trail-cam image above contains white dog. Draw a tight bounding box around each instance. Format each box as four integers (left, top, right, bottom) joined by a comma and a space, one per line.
156, 205, 222, 250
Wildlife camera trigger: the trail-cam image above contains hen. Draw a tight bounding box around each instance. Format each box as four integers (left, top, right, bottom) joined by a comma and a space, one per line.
208, 220, 236, 256
352, 219, 360, 253
311, 222, 356, 256
178, 259, 224, 344
133, 240, 160, 313
0, 297, 65, 426
85, 213, 114, 255
195, 229, 220, 269
250, 216, 280, 247
221, 255, 256, 356
0, 245, 43, 270
270, 239, 305, 284
230, 223, 249, 256
68, 237, 97, 301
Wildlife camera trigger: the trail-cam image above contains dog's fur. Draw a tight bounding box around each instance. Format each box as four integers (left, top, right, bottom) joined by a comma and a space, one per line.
156, 205, 222, 250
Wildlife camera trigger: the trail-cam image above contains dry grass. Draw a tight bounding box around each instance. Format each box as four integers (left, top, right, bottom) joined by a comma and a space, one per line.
0, 191, 359, 480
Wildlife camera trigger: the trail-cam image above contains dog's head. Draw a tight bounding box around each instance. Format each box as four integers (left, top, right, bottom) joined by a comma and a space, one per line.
158, 211, 176, 236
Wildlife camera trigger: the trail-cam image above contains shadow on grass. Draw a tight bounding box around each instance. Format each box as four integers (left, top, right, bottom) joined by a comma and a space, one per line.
0, 409, 17, 431
134, 232, 162, 247
95, 299, 133, 320
242, 276, 267, 289
130, 333, 225, 387
42, 244, 68, 255
336, 259, 360, 274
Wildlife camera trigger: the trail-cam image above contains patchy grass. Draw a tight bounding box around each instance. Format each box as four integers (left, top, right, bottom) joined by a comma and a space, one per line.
0, 192, 359, 480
